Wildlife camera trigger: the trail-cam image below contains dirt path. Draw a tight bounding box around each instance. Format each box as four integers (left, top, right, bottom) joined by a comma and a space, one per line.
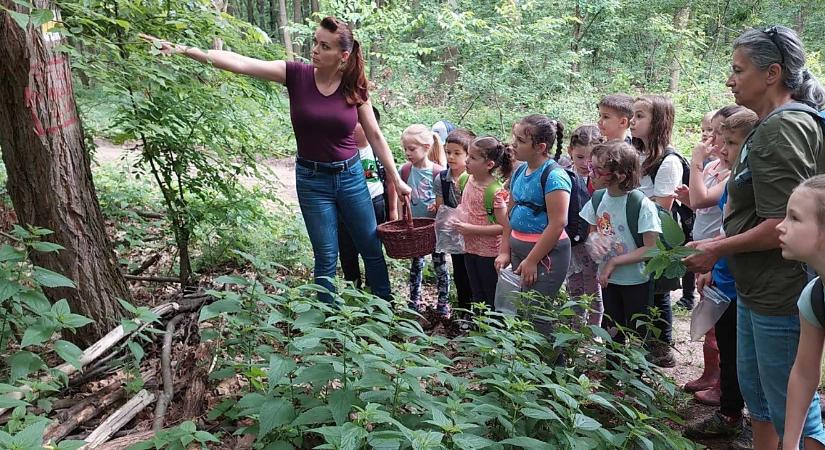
92, 138, 299, 205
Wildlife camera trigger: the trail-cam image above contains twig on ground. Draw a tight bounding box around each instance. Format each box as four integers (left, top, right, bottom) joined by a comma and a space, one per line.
152, 314, 186, 432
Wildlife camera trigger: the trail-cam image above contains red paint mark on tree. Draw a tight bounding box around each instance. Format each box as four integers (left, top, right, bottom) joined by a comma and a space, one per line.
26, 50, 78, 136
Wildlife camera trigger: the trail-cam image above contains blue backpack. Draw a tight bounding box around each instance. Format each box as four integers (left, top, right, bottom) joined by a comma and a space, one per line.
511, 160, 591, 246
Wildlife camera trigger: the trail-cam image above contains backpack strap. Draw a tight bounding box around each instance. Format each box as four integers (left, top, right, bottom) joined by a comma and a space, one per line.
483, 180, 503, 224
649, 148, 683, 186
591, 189, 606, 214
400, 162, 412, 183
811, 277, 825, 328
625, 189, 647, 250
431, 163, 444, 183
458, 172, 470, 193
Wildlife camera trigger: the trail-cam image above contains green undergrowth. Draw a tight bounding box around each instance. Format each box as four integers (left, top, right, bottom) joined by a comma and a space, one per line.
197, 252, 701, 449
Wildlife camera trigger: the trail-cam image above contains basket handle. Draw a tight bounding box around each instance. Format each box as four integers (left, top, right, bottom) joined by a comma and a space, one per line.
401, 196, 413, 228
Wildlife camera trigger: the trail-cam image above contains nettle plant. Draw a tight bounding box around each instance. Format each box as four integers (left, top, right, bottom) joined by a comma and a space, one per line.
200, 253, 700, 449
0, 226, 92, 449
644, 213, 699, 282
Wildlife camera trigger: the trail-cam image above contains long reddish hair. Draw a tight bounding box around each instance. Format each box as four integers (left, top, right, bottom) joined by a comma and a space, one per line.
320, 16, 368, 106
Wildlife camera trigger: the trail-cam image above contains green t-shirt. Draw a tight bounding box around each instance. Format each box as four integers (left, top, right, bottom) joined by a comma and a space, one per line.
724, 109, 824, 316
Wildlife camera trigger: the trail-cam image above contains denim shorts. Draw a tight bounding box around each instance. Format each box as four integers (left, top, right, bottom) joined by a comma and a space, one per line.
737, 301, 825, 444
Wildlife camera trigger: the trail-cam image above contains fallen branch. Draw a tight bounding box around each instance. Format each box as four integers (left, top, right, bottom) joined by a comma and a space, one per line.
133, 210, 164, 220
44, 383, 126, 443
79, 389, 156, 449
129, 253, 162, 276
152, 314, 186, 432
123, 275, 181, 283
0, 302, 179, 417
92, 430, 157, 450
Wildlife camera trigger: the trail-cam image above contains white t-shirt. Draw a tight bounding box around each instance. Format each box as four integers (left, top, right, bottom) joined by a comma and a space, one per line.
639, 152, 683, 198
580, 192, 662, 285
692, 160, 729, 241
359, 145, 384, 200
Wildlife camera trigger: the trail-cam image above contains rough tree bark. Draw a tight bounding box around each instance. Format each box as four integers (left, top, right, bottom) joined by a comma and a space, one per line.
0, 1, 128, 344
246, 0, 255, 26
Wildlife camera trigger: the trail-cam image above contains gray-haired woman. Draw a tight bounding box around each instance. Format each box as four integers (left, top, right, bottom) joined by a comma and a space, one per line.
685, 25, 825, 450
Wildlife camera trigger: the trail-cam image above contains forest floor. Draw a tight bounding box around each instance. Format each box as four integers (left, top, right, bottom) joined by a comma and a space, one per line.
90, 139, 741, 449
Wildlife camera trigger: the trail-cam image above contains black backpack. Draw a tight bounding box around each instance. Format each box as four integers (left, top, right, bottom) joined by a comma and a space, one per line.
511, 161, 591, 246
650, 148, 694, 233
809, 277, 825, 328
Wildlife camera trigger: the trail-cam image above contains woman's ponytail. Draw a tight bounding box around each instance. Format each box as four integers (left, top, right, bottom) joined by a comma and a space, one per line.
497, 143, 516, 179
554, 121, 565, 162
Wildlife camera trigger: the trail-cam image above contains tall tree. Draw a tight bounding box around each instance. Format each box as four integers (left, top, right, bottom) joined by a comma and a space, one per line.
292, 0, 302, 57
278, 0, 293, 59
0, 1, 127, 344
668, 4, 690, 93
246, 0, 255, 26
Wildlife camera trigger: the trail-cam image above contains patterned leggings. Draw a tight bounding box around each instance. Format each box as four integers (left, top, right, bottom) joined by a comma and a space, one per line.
567, 244, 603, 326
409, 252, 450, 310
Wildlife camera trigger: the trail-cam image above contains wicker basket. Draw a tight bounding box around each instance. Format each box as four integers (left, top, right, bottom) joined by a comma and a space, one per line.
377, 203, 435, 259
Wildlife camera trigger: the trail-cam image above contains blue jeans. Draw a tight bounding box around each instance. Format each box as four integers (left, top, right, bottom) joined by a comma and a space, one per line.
737, 301, 825, 444
296, 158, 391, 302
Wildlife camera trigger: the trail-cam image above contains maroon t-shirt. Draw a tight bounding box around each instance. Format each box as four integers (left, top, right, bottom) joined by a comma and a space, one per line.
285, 61, 366, 162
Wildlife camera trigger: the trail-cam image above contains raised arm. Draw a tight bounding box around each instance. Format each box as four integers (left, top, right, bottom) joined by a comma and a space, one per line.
140, 34, 286, 84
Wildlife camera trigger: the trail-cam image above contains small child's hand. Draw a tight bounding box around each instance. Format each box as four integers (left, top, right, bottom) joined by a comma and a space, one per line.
494, 253, 510, 272
515, 260, 538, 287
454, 221, 470, 235
674, 184, 690, 206
427, 203, 438, 213
598, 259, 616, 286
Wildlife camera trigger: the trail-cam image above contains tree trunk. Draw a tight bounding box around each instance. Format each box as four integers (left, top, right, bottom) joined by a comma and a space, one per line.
668, 4, 690, 93
270, 0, 279, 42
277, 0, 293, 59
256, 0, 266, 31
212, 0, 228, 50
310, 0, 318, 16
292, 0, 302, 57
0, 1, 128, 345
794, 4, 807, 36
246, 0, 255, 26
569, 2, 582, 79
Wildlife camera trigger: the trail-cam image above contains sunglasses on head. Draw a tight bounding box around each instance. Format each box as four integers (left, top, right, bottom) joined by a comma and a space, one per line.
762, 26, 785, 66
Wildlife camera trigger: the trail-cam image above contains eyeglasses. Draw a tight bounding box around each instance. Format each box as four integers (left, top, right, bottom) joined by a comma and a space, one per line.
588, 161, 611, 178
762, 26, 785, 66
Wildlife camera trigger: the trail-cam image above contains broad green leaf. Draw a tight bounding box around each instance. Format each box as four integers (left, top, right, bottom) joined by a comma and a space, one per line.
9, 351, 44, 381
30, 241, 63, 253
499, 437, 554, 450
52, 299, 71, 316
214, 275, 249, 286
267, 354, 296, 387
291, 406, 332, 426
0, 280, 22, 302
0, 245, 25, 262
33, 267, 75, 288
199, 298, 241, 322
258, 398, 294, 436
54, 340, 83, 369
57, 440, 86, 450
328, 388, 358, 425
128, 340, 145, 363
20, 320, 55, 347
660, 214, 685, 246
573, 414, 602, 431
7, 10, 29, 30
18, 289, 50, 314
452, 433, 496, 450
59, 313, 94, 329
11, 420, 47, 448
340, 422, 368, 450
0, 397, 28, 409
521, 407, 561, 421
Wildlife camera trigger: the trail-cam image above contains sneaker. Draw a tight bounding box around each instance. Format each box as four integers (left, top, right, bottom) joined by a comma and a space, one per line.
676, 296, 695, 311
647, 343, 677, 368
436, 303, 451, 319
684, 411, 743, 440
728, 421, 753, 450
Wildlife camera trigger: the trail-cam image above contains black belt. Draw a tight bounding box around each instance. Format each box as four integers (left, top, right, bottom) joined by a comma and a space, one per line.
297, 153, 360, 174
